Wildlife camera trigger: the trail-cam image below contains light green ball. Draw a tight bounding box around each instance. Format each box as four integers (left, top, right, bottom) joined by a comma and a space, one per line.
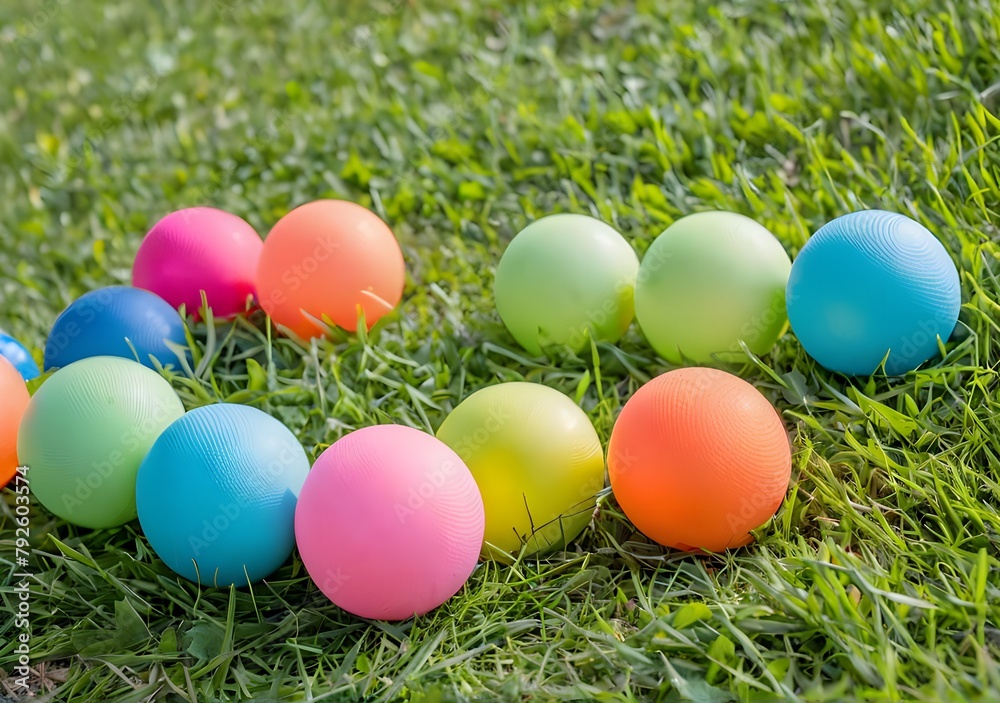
17, 356, 185, 529
494, 214, 640, 355
634, 212, 792, 364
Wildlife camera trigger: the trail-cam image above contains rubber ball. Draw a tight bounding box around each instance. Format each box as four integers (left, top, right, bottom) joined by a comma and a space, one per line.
1, 356, 30, 488
133, 207, 264, 320
436, 382, 605, 561
44, 286, 188, 371
608, 368, 791, 552
634, 211, 791, 364
295, 425, 484, 620
786, 210, 961, 376
256, 200, 405, 339
494, 214, 639, 355
0, 329, 39, 380
17, 356, 184, 529
137, 404, 310, 587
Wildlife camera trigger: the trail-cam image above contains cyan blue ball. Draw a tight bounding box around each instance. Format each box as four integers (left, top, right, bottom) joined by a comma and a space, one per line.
136, 404, 310, 587
787, 210, 960, 376
0, 330, 39, 380
44, 286, 188, 371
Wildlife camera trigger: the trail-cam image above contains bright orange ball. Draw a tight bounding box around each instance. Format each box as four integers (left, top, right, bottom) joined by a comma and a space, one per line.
256, 200, 405, 339
608, 367, 791, 552
1, 356, 30, 488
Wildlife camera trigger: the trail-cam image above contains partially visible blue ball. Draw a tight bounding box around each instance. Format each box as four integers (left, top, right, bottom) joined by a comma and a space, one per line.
135, 404, 310, 587
44, 286, 188, 371
787, 210, 960, 376
0, 330, 39, 380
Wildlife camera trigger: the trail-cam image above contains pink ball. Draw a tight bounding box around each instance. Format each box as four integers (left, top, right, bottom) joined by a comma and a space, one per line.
295, 425, 485, 621
133, 207, 264, 320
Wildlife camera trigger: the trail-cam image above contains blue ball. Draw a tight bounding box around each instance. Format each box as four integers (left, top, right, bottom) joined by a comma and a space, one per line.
44, 286, 188, 371
136, 404, 310, 587
787, 210, 960, 376
0, 330, 39, 380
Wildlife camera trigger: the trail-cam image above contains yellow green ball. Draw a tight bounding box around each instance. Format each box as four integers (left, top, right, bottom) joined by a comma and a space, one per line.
436, 382, 605, 561
635, 212, 791, 364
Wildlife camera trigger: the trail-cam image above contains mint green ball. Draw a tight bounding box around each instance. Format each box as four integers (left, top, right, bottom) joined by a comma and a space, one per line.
17, 356, 185, 529
635, 212, 791, 364
494, 214, 640, 355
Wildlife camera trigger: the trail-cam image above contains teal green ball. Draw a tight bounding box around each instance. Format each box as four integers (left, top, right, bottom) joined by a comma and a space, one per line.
494, 214, 639, 355
634, 212, 791, 364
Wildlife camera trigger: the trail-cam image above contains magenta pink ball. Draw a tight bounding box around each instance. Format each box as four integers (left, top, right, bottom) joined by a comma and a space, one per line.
133, 207, 264, 320
295, 425, 485, 621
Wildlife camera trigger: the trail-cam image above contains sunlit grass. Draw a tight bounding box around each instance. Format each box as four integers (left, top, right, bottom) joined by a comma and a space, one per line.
0, 0, 999, 700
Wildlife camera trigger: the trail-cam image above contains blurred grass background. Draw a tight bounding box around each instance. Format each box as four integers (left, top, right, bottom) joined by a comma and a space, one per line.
1, 0, 999, 700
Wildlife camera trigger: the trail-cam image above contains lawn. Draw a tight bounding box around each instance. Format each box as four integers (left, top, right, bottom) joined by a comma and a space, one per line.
1, 0, 1000, 701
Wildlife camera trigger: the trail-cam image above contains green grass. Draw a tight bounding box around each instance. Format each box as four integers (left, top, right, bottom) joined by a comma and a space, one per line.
1, 0, 1000, 700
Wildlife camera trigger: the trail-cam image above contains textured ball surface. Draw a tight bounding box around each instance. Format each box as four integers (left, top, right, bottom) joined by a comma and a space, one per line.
256, 200, 405, 339
17, 357, 184, 528
133, 207, 264, 320
295, 425, 484, 620
0, 356, 30, 488
0, 329, 39, 380
634, 212, 791, 364
44, 286, 188, 371
494, 214, 639, 355
436, 382, 605, 560
608, 368, 791, 552
136, 404, 310, 587
786, 210, 961, 376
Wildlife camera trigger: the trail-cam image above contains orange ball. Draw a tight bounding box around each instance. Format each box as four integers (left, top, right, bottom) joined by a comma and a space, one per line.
608, 367, 791, 552
256, 200, 405, 339
1, 356, 30, 488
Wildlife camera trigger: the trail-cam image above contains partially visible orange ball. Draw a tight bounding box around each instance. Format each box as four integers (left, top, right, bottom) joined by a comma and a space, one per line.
1, 356, 30, 487
608, 367, 791, 552
256, 200, 405, 338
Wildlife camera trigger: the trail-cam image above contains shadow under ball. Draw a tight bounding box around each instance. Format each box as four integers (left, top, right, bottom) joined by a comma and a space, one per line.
634, 212, 791, 365
136, 404, 310, 587
786, 210, 961, 376
17, 356, 185, 529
